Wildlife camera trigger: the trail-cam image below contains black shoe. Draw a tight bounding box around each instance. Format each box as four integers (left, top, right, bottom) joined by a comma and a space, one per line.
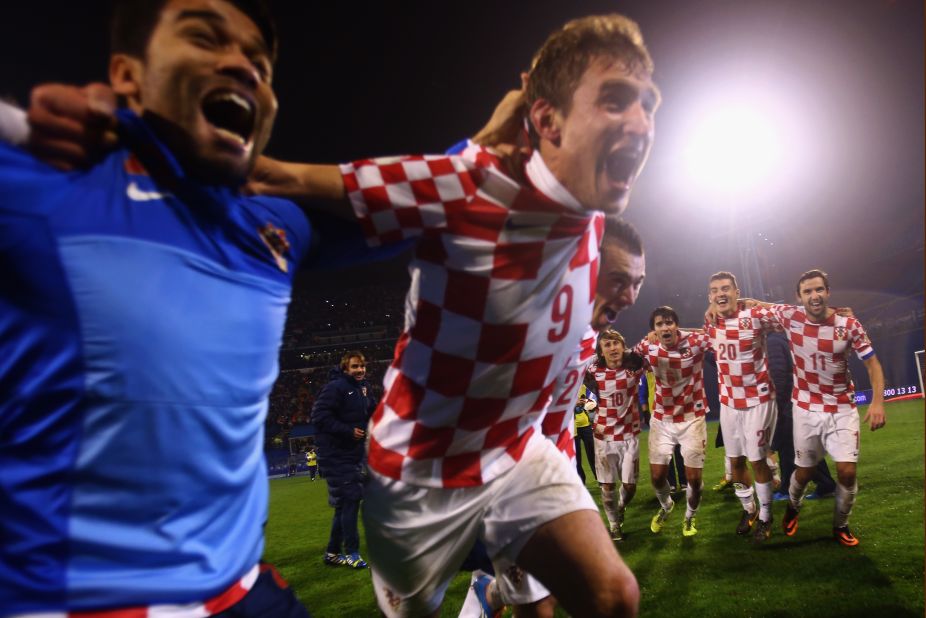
753, 517, 773, 543
736, 509, 758, 535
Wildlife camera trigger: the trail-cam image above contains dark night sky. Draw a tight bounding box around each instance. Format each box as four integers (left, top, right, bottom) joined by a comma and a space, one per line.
1, 1, 923, 347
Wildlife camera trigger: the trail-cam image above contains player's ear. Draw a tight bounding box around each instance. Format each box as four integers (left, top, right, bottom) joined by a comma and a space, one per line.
109, 54, 143, 111
528, 98, 563, 146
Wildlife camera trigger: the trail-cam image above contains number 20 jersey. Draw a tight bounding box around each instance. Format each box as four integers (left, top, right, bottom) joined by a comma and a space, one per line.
341, 147, 603, 488
770, 304, 875, 413
705, 305, 779, 408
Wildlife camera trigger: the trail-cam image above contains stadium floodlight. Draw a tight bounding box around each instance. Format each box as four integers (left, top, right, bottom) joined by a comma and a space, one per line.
675, 82, 808, 206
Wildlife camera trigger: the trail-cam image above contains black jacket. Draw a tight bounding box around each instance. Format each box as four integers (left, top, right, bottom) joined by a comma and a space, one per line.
312, 367, 377, 478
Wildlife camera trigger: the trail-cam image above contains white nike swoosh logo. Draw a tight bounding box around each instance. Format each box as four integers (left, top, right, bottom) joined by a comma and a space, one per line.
348, 391, 354, 395
127, 181, 172, 201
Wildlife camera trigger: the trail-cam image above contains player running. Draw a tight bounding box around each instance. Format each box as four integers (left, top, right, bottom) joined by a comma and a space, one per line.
249, 15, 657, 617
634, 307, 712, 537
704, 271, 782, 542
766, 270, 886, 546
590, 329, 645, 541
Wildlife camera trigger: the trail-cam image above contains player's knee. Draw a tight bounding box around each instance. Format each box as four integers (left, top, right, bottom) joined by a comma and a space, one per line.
587, 566, 639, 617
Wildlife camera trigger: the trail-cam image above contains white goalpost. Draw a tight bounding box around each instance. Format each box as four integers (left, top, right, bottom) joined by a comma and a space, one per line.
915, 350, 925, 399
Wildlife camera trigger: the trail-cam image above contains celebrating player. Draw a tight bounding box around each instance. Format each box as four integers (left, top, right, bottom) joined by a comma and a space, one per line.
248, 16, 656, 615
704, 271, 782, 542
634, 307, 712, 537
591, 328, 645, 541
768, 270, 886, 546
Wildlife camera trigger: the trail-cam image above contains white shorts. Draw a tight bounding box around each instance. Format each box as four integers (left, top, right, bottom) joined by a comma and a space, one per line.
719, 400, 778, 462
648, 416, 707, 468
362, 435, 597, 617
593, 436, 640, 484
492, 556, 550, 605
792, 406, 860, 467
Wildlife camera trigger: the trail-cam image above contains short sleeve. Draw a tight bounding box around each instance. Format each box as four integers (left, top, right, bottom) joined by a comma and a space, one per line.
754, 304, 783, 332
340, 152, 487, 247
848, 318, 875, 360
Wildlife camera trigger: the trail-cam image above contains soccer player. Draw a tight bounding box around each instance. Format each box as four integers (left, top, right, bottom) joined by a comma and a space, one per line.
0, 1, 396, 614
704, 271, 782, 542
245, 15, 656, 617
591, 328, 645, 541
470, 216, 646, 618
634, 307, 712, 537
769, 270, 886, 546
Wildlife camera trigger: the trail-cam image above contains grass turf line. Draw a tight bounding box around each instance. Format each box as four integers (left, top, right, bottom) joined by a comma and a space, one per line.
265, 399, 924, 617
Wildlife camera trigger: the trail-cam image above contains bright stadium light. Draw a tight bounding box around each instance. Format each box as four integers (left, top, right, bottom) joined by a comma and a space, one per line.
675, 84, 807, 205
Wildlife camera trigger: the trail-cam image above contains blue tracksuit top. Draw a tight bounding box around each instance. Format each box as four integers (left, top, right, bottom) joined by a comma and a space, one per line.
0, 111, 383, 613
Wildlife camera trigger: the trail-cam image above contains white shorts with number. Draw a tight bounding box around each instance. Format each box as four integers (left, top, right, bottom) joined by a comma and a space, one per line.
492, 555, 551, 606
719, 400, 778, 462
362, 435, 597, 617
593, 436, 640, 484
793, 406, 860, 467
648, 416, 707, 468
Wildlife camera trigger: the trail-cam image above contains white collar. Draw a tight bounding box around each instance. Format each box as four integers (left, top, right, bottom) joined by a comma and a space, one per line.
524, 150, 583, 212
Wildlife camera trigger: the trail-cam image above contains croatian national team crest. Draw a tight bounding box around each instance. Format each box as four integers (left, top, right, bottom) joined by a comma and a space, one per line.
834, 326, 847, 340
681, 347, 692, 358
740, 318, 751, 330
258, 223, 291, 273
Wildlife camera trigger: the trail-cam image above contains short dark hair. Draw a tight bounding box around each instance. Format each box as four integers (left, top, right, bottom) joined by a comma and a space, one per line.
649, 305, 678, 331
603, 216, 643, 257
709, 271, 738, 289
526, 14, 653, 116
796, 269, 830, 294
110, 0, 277, 61
340, 351, 366, 371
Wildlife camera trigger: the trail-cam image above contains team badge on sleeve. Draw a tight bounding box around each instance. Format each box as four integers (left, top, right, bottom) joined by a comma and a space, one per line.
258, 223, 291, 273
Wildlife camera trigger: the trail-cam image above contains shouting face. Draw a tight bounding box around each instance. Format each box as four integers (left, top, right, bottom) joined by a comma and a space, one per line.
535, 55, 658, 214
111, 0, 278, 183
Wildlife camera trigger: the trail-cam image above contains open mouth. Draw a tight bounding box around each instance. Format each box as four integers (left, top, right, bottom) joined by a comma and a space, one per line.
202, 90, 255, 148
605, 148, 641, 188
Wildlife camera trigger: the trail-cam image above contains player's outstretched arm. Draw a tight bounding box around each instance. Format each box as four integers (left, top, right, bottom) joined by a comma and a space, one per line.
861, 355, 886, 431
246, 156, 351, 218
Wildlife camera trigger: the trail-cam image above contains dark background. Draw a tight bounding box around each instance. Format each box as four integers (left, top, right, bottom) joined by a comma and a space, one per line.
1, 0, 922, 388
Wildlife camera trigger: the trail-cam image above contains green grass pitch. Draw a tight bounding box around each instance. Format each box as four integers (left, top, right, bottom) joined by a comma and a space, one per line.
265, 399, 924, 617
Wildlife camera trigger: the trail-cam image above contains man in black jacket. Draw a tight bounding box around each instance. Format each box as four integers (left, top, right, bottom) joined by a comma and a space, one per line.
312, 351, 377, 569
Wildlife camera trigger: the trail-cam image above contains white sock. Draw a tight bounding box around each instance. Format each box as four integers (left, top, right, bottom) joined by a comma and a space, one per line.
834, 481, 858, 528
685, 480, 703, 519
655, 480, 673, 511
789, 474, 809, 510
601, 486, 618, 528
734, 482, 756, 513
755, 481, 774, 521
724, 457, 733, 481
619, 484, 631, 510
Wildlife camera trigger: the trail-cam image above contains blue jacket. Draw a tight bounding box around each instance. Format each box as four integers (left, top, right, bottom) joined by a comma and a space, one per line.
312, 367, 377, 477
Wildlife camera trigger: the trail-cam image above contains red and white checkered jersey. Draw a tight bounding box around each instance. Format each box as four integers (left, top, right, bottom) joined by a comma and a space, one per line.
705, 305, 780, 408
634, 331, 711, 422
590, 360, 643, 441
342, 148, 604, 488
770, 304, 875, 413
541, 327, 598, 460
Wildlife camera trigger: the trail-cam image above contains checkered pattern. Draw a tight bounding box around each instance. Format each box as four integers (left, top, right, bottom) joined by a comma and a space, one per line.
541, 327, 598, 461
705, 305, 780, 408
343, 148, 604, 488
591, 361, 643, 441
15, 564, 265, 618
634, 331, 711, 422
770, 304, 875, 413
